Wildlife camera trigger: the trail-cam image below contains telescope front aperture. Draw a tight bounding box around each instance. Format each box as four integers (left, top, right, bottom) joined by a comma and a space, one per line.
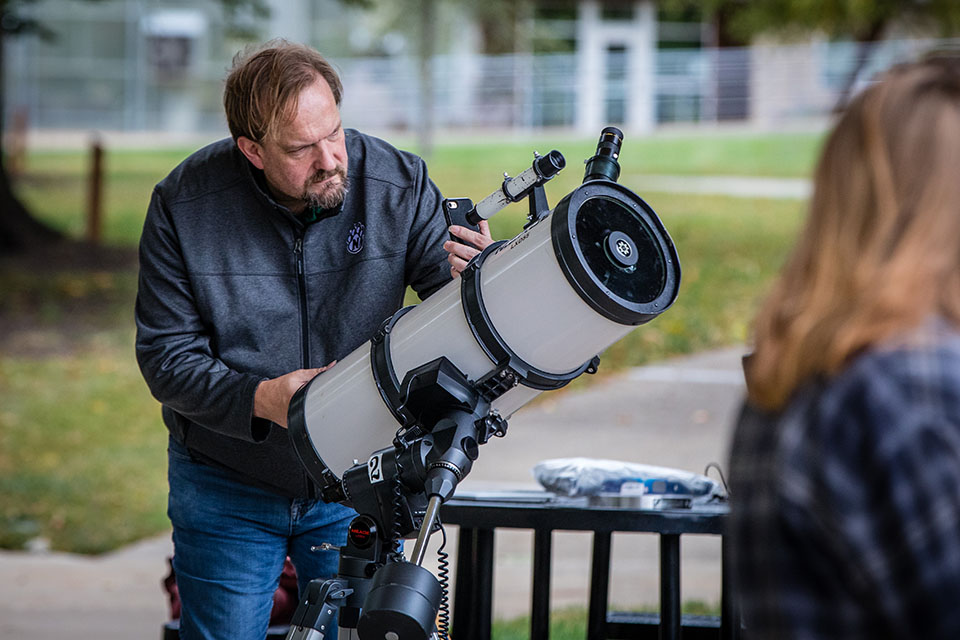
551, 182, 680, 326
576, 196, 665, 304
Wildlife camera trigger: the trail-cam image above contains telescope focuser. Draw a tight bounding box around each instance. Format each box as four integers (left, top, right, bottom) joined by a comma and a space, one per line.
583, 126, 623, 183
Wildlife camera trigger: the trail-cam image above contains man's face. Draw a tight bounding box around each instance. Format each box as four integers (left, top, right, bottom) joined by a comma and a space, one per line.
237, 78, 349, 213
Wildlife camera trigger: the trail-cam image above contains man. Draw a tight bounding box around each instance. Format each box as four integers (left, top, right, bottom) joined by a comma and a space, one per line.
136, 41, 489, 640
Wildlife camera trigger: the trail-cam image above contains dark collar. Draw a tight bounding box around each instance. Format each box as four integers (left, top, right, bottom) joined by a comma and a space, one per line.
302, 202, 344, 225
242, 156, 343, 225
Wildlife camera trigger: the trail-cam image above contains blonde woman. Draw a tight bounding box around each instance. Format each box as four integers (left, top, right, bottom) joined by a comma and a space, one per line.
730, 57, 960, 639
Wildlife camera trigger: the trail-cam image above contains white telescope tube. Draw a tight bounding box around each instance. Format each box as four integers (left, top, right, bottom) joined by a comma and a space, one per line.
288, 178, 679, 498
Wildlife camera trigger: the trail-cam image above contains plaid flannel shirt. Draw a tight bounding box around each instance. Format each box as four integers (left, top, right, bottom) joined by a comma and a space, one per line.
729, 317, 960, 639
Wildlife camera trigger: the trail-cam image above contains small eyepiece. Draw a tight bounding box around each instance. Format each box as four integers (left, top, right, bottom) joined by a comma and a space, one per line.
535, 149, 566, 179
596, 127, 623, 159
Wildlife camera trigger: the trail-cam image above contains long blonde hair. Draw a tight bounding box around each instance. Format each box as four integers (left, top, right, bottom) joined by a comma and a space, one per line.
746, 57, 960, 411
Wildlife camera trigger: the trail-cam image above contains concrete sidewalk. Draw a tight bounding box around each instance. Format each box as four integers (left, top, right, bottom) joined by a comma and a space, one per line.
0, 346, 746, 640
629, 174, 809, 200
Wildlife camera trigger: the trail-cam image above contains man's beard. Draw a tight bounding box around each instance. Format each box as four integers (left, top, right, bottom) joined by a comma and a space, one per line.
302, 165, 348, 210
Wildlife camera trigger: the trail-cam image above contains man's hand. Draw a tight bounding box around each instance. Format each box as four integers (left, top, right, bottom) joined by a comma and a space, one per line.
444, 220, 493, 278
254, 361, 336, 428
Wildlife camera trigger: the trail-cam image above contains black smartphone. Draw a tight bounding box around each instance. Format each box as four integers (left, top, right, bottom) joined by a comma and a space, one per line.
442, 197, 481, 245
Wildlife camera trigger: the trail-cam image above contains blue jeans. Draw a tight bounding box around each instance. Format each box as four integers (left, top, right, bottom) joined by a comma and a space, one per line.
167, 438, 355, 640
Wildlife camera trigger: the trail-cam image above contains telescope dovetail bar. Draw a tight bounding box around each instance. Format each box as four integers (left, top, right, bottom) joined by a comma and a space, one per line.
285, 128, 681, 640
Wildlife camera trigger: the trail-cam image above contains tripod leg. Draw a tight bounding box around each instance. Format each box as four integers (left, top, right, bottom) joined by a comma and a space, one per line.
410, 495, 443, 566
286, 578, 352, 640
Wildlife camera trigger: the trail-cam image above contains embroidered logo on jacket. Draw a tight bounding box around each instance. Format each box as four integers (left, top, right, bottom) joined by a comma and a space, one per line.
346, 222, 365, 254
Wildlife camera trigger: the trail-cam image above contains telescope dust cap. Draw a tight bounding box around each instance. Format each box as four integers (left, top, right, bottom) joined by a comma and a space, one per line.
551, 182, 680, 325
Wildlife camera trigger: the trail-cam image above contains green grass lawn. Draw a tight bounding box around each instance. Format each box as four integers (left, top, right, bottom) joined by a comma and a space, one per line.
0, 131, 813, 554
0, 329, 170, 553
488, 602, 720, 640
15, 130, 819, 245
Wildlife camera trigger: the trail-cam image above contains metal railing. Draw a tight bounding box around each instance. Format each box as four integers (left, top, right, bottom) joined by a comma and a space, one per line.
7, 30, 957, 135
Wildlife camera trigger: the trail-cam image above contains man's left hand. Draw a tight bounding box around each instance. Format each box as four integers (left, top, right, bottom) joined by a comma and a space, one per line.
253, 361, 336, 428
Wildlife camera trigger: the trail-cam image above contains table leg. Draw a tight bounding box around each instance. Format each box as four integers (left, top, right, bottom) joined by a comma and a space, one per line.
452, 527, 495, 640
453, 527, 475, 639
531, 528, 553, 640
721, 533, 740, 640
659, 534, 681, 640
587, 531, 612, 640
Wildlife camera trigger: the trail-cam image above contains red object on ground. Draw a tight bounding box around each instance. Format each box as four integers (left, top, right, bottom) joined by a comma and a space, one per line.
163, 556, 300, 625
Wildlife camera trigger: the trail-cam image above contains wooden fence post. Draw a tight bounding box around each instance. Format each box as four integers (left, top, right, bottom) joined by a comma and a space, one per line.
86, 137, 104, 245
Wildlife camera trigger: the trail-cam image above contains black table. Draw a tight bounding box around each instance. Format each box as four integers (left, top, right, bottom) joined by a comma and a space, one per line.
440, 491, 740, 640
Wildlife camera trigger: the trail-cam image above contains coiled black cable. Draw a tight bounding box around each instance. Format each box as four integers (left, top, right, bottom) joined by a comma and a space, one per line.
390, 474, 404, 560
436, 523, 451, 639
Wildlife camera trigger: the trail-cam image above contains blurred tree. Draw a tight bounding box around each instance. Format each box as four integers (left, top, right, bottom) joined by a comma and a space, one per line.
0, 0, 61, 254
0, 0, 268, 257
341, 0, 534, 156
666, 0, 960, 109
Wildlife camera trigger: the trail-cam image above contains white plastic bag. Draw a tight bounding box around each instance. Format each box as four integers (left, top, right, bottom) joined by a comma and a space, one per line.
532, 457, 726, 506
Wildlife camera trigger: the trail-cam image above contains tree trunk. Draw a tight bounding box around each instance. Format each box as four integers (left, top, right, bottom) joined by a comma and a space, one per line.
833, 18, 888, 112
0, 8, 63, 256
713, 5, 751, 121
416, 0, 436, 159
0, 154, 62, 254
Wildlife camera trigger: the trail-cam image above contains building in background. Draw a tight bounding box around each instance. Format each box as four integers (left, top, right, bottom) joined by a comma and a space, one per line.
3, 0, 366, 134
3, 0, 953, 141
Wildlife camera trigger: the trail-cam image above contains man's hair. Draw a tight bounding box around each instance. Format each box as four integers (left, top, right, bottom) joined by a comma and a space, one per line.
223, 40, 343, 142
746, 56, 960, 411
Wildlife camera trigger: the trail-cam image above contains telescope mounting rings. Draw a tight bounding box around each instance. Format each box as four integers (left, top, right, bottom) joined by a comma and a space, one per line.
460, 241, 600, 392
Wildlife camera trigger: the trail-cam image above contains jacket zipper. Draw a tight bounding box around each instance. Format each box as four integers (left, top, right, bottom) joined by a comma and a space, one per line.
293, 233, 311, 369
294, 232, 318, 499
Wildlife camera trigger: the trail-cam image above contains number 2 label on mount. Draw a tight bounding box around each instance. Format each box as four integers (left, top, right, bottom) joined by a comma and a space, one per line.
368, 452, 384, 484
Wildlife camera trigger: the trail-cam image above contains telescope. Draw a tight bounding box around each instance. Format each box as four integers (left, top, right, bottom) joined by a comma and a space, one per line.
285, 127, 680, 640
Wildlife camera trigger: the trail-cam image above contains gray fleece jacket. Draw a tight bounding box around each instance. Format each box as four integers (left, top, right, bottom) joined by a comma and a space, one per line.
135, 130, 451, 498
